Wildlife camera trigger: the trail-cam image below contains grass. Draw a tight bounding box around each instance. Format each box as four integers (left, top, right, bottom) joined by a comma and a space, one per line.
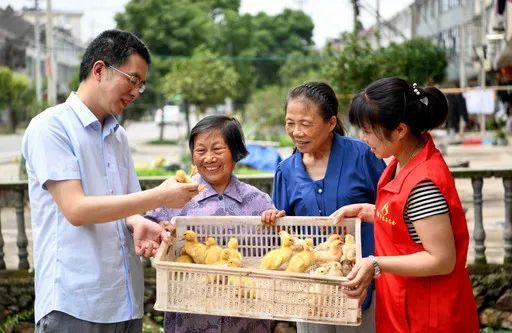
147, 139, 178, 145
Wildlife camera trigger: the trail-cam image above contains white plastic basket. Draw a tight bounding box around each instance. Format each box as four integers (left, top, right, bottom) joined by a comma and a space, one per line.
153, 216, 362, 326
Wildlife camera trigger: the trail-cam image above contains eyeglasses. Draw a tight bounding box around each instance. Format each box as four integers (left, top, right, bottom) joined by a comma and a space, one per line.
105, 62, 146, 94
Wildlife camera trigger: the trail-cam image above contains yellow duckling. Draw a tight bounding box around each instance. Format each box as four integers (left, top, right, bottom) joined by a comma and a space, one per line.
314, 233, 343, 251
175, 169, 192, 183
321, 261, 343, 276
342, 234, 356, 261
182, 230, 207, 264
223, 237, 243, 262
175, 254, 194, 263
204, 237, 223, 265
260, 231, 295, 270
285, 238, 315, 273
314, 239, 343, 264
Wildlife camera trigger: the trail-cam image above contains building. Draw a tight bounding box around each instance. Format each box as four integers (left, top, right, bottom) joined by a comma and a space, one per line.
359, 0, 511, 84
0, 6, 84, 102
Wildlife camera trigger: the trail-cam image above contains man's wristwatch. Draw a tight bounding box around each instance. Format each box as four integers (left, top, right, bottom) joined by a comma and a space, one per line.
368, 255, 381, 278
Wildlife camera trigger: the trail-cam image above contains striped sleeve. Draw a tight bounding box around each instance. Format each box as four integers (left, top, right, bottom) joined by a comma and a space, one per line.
404, 180, 449, 243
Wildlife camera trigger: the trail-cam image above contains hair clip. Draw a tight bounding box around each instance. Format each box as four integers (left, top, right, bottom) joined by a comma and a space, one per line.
412, 83, 421, 96
413, 83, 428, 105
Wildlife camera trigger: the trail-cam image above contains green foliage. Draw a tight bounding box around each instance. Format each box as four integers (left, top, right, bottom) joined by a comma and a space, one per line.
0, 308, 34, 333
377, 38, 447, 84
279, 50, 326, 87
241, 85, 287, 141
0, 67, 36, 132
116, 0, 315, 105
162, 46, 239, 113
322, 33, 380, 98
323, 34, 448, 110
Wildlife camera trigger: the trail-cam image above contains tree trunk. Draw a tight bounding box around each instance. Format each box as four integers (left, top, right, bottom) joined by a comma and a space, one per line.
184, 101, 191, 135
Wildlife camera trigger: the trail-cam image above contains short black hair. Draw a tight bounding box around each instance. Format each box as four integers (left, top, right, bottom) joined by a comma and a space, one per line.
349, 77, 448, 138
189, 115, 249, 162
79, 29, 151, 82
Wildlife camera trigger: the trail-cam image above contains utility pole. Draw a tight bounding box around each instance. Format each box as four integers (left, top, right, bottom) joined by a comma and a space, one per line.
480, 0, 487, 133
376, 0, 381, 47
46, 0, 57, 105
34, 0, 42, 102
351, 0, 363, 34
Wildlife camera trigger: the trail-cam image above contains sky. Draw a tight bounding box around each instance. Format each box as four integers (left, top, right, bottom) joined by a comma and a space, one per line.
2, 0, 414, 47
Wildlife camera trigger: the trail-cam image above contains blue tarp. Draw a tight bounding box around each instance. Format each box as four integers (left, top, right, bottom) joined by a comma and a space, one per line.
239, 144, 282, 172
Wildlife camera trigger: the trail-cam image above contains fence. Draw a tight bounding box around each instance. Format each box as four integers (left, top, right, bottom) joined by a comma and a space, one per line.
0, 170, 511, 270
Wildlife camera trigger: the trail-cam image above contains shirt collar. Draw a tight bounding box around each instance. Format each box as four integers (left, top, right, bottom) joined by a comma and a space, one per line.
194, 175, 243, 204
66, 92, 119, 133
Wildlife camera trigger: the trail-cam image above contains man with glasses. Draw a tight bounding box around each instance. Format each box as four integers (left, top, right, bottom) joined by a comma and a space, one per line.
22, 30, 199, 332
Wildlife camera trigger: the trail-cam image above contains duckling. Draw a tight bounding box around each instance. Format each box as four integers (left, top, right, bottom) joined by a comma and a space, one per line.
175, 254, 194, 263
223, 237, 243, 262
314, 239, 343, 264
182, 230, 207, 264
204, 237, 223, 265
314, 233, 343, 251
285, 238, 315, 273
341, 259, 354, 277
321, 261, 343, 276
260, 231, 295, 270
175, 169, 192, 183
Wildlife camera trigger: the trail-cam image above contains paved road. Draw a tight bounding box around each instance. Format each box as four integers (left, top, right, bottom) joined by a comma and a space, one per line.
1, 125, 511, 268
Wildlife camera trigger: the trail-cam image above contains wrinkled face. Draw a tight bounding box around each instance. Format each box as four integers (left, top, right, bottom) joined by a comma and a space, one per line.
99, 54, 148, 117
285, 98, 336, 154
192, 129, 235, 190
359, 125, 398, 159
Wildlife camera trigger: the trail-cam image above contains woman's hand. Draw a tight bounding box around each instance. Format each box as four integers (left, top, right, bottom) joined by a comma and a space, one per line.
330, 203, 376, 225
261, 209, 286, 226
340, 258, 375, 300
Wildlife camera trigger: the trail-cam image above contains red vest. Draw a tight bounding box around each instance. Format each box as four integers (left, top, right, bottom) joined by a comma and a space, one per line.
374, 134, 479, 333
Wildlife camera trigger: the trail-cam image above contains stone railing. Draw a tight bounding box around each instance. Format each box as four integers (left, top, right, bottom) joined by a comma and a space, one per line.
0, 170, 511, 270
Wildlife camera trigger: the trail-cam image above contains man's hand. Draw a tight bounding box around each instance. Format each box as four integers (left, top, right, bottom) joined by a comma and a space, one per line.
127, 215, 170, 257
157, 178, 199, 208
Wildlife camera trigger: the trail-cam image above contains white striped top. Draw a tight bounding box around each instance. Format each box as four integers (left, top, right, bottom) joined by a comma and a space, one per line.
404, 180, 449, 243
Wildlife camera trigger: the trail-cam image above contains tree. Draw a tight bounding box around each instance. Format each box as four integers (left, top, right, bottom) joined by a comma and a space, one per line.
377, 37, 447, 84
116, 0, 315, 106
0, 67, 35, 133
279, 50, 326, 87
241, 85, 288, 141
161, 46, 239, 130
323, 33, 380, 99
324, 34, 447, 109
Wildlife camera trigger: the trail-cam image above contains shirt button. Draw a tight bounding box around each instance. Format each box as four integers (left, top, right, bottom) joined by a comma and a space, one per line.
107, 162, 110, 167
218, 195, 223, 200
317, 188, 323, 194
110, 189, 114, 194
319, 209, 323, 214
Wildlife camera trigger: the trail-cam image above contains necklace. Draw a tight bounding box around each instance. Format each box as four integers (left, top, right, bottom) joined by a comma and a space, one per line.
397, 140, 425, 173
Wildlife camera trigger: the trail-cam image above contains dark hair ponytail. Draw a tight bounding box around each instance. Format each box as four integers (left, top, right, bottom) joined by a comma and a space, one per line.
285, 82, 345, 136
349, 77, 448, 137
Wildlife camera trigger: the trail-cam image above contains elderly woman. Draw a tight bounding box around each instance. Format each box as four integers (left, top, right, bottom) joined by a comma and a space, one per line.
145, 115, 274, 333
261, 82, 386, 333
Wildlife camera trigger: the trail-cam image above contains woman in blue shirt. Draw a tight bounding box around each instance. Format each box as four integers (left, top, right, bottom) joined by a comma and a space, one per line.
261, 82, 385, 333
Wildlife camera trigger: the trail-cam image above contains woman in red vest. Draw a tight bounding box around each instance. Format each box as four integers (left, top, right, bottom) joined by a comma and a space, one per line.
332, 77, 479, 333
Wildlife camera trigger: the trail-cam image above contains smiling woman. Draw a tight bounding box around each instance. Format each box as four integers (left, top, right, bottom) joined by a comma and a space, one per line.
144, 115, 276, 333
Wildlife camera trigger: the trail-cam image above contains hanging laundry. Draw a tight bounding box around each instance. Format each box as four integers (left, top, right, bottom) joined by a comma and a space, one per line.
463, 89, 495, 115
